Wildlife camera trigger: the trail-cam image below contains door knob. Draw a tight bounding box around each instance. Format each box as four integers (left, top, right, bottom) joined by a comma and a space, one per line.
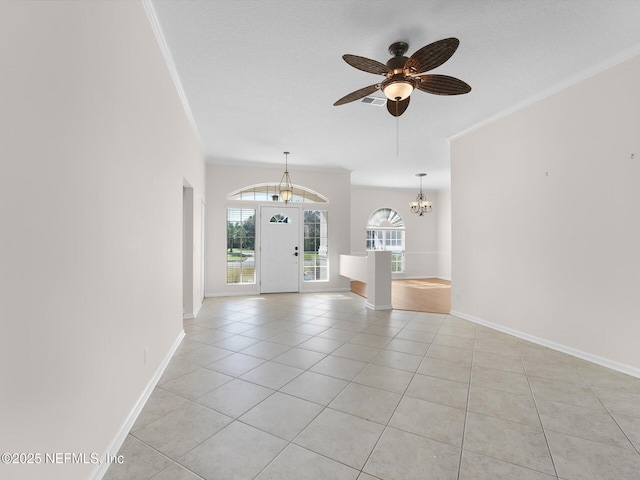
293, 252, 298, 256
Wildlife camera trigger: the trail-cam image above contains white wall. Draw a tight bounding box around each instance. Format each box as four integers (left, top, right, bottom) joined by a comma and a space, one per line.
206, 164, 351, 295
451, 54, 640, 374
350, 186, 448, 279
0, 2, 205, 479
437, 188, 452, 280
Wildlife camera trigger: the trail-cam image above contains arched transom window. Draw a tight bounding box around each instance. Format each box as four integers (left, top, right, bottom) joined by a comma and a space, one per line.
228, 183, 328, 203
366, 208, 405, 273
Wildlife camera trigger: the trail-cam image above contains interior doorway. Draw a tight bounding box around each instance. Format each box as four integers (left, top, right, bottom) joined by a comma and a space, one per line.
260, 205, 300, 293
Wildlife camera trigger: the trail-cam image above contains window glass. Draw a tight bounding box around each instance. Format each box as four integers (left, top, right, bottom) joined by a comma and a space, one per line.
303, 210, 328, 281
368, 208, 404, 228
226, 208, 256, 284
365, 208, 405, 273
228, 183, 328, 203
269, 214, 289, 223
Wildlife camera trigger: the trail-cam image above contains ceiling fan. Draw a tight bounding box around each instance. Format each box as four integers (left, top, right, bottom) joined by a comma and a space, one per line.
333, 38, 471, 117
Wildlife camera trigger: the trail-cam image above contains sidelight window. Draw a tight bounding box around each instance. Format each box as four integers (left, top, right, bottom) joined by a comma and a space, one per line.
226, 208, 256, 284
303, 210, 328, 281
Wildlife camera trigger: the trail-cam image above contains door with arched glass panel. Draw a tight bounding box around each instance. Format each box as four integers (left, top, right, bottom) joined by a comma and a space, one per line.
260, 206, 300, 293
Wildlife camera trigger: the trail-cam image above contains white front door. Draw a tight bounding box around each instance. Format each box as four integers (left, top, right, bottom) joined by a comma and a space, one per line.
260, 206, 300, 293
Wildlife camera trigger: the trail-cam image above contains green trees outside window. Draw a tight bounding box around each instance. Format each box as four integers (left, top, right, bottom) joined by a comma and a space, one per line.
227, 208, 255, 284
303, 210, 328, 281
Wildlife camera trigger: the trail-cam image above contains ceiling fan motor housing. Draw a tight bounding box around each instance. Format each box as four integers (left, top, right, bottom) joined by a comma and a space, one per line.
386, 56, 408, 72
386, 41, 410, 72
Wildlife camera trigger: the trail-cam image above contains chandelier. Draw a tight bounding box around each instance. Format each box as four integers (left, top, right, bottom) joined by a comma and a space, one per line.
279, 151, 293, 203
409, 173, 432, 216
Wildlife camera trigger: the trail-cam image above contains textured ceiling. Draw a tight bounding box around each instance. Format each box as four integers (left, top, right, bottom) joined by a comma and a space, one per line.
150, 0, 640, 190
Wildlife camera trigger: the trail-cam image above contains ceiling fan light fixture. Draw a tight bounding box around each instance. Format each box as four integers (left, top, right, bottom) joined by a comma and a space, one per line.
382, 78, 414, 101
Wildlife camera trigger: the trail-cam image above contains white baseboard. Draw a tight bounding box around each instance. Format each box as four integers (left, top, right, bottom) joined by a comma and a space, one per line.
90, 330, 185, 480
302, 287, 352, 294
206, 288, 352, 297
366, 302, 393, 311
206, 291, 260, 297
183, 301, 202, 320
450, 310, 640, 380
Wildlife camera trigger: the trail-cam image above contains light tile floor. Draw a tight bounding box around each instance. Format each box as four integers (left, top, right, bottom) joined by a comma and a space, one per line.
104, 292, 640, 480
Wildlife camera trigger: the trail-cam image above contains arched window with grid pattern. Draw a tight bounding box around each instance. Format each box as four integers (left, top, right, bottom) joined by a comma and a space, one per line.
366, 208, 405, 272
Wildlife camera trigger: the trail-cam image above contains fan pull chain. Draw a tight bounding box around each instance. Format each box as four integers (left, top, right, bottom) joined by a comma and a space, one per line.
396, 105, 400, 156
396, 117, 400, 156
396, 99, 400, 156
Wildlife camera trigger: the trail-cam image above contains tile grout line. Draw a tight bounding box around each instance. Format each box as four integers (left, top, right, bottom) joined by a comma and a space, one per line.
131, 435, 208, 480
591, 388, 640, 457
522, 352, 560, 479
455, 324, 475, 480
150, 458, 206, 480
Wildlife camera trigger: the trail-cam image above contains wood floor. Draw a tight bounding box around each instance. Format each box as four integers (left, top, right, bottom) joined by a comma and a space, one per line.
351, 278, 451, 314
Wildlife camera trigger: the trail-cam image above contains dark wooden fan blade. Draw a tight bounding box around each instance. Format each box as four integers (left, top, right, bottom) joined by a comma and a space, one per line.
386, 96, 410, 117
333, 84, 380, 106
405, 37, 459, 74
416, 75, 471, 95
343, 54, 391, 75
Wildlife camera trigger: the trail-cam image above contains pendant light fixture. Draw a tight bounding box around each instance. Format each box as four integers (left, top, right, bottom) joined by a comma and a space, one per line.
279, 151, 293, 203
409, 173, 432, 216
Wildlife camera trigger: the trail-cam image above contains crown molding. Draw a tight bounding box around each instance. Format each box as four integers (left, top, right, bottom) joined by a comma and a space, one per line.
142, 0, 202, 147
